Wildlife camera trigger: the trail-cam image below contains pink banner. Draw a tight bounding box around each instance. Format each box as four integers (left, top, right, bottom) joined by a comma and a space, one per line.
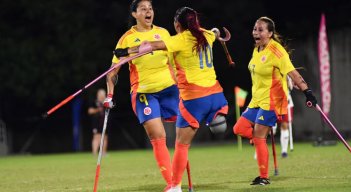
318, 13, 331, 116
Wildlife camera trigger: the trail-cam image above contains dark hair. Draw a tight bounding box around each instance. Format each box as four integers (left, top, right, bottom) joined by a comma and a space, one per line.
174, 7, 208, 54
128, 0, 152, 27
257, 16, 291, 54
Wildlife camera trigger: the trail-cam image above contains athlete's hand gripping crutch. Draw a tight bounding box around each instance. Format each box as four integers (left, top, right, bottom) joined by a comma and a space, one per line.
43, 44, 153, 118
211, 27, 235, 66
93, 108, 110, 192
304, 88, 351, 153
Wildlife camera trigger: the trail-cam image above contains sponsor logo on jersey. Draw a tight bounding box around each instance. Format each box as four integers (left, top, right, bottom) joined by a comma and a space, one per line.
135, 38, 141, 42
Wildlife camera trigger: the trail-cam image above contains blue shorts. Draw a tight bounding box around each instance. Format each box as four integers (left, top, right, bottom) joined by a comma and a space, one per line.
131, 85, 179, 124
242, 107, 277, 127
176, 92, 228, 128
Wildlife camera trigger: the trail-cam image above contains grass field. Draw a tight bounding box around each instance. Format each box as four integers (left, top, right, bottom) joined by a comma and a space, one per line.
0, 142, 350, 192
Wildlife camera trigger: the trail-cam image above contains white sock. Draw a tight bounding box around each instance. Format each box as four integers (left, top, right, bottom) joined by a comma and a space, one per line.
280, 129, 289, 153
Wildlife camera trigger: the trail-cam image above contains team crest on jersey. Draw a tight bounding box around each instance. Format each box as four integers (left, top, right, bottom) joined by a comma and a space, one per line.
261, 55, 267, 62
154, 34, 160, 40
144, 107, 152, 115
135, 38, 141, 42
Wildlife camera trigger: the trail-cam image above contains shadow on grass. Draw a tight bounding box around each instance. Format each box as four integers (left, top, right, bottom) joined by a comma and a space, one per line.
238, 185, 351, 192
117, 183, 163, 191
66, 178, 351, 192
117, 181, 232, 191
235, 175, 290, 184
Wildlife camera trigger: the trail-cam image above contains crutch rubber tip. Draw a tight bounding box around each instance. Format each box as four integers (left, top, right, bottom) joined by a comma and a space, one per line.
42, 113, 48, 119
274, 169, 279, 176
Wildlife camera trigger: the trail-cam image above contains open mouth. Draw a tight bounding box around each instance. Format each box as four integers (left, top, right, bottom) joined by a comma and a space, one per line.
145, 16, 152, 22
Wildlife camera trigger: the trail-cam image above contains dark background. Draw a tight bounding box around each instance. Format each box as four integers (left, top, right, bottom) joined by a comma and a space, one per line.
1, 0, 350, 154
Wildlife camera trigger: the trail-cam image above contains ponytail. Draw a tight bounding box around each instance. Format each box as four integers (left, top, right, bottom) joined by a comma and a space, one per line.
174, 7, 208, 54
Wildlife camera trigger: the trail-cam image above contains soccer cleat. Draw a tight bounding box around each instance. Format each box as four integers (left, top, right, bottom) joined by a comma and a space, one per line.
171, 185, 182, 192
251, 176, 260, 183
163, 184, 172, 192
282, 152, 288, 158
172, 185, 182, 192
165, 185, 182, 192
250, 176, 270, 185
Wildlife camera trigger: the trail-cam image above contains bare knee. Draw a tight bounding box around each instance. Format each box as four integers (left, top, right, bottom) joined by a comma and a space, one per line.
253, 124, 271, 138
143, 118, 166, 140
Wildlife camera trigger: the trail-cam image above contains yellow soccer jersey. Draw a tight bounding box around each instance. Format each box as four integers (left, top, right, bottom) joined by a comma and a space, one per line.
112, 25, 176, 93
163, 29, 223, 100
248, 39, 295, 115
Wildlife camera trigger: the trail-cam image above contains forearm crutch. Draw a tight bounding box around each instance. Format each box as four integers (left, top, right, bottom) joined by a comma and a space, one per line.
314, 104, 351, 153
43, 49, 152, 118
270, 129, 279, 176
287, 105, 294, 151
186, 160, 194, 192
93, 108, 110, 192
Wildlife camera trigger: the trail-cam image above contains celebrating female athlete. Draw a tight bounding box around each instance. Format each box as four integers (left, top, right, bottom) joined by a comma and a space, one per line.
105, 1, 179, 191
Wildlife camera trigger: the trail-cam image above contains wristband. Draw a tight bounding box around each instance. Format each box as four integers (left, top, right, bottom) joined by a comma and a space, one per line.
113, 48, 129, 57
303, 89, 312, 96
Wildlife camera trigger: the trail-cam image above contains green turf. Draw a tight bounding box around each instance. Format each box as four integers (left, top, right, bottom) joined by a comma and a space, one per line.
0, 142, 350, 192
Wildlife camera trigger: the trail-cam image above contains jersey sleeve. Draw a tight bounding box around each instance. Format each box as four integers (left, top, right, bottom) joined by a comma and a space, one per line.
203, 29, 216, 44
276, 47, 295, 75
112, 33, 130, 64
163, 34, 187, 53
163, 28, 171, 38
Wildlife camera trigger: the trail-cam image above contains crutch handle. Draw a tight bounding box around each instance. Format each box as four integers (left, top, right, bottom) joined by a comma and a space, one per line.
306, 101, 313, 108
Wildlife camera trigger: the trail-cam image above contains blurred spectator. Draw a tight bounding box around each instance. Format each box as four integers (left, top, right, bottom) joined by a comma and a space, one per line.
88, 89, 108, 156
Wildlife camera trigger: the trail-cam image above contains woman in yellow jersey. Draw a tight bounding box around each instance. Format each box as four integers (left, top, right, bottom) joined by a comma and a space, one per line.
104, 1, 179, 191
117, 7, 229, 192
233, 16, 317, 185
